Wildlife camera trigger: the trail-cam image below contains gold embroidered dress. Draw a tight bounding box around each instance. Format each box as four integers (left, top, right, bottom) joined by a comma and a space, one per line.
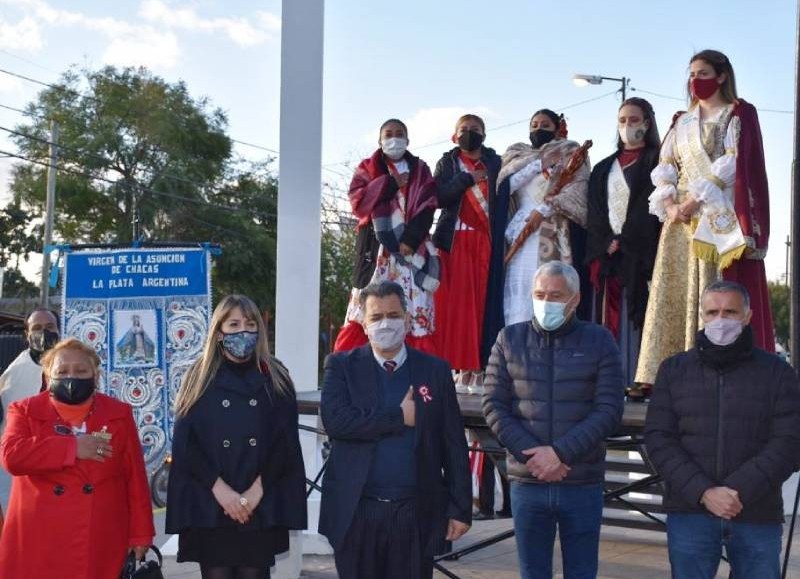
635, 105, 738, 384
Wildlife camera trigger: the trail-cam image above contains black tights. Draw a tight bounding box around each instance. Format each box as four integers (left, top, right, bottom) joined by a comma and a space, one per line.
200, 565, 269, 579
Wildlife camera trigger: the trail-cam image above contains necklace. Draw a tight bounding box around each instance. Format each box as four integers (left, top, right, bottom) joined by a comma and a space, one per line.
51, 396, 96, 433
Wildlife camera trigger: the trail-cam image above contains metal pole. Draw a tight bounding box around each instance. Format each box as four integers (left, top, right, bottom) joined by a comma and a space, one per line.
621, 77, 627, 103
39, 120, 58, 306
274, 1, 325, 575
785, 5, 800, 578
787, 235, 792, 286
791, 0, 800, 369
131, 185, 140, 242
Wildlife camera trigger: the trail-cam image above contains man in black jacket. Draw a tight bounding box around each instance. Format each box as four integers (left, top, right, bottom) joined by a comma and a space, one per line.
645, 280, 800, 579
483, 260, 624, 579
319, 281, 471, 579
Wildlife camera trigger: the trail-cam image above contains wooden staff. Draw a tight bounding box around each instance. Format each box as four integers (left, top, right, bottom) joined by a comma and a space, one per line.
504, 140, 592, 265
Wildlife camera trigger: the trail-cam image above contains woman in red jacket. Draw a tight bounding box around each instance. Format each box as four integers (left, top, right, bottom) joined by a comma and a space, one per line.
0, 338, 154, 579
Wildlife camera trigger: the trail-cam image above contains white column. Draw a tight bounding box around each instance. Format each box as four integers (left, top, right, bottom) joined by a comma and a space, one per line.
273, 1, 328, 578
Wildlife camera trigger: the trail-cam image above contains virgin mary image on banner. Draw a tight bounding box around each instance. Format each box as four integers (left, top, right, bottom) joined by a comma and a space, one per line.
115, 310, 157, 366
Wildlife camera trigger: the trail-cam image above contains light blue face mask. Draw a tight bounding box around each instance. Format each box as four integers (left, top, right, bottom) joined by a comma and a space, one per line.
532, 299, 569, 331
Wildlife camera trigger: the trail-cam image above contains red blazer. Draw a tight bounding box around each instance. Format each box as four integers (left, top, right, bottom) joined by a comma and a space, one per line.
0, 392, 154, 579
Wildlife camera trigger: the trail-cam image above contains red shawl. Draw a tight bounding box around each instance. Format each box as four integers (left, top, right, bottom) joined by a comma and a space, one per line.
348, 149, 437, 228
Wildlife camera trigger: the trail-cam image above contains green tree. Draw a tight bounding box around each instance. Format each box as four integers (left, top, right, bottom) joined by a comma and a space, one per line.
10, 65, 231, 243
170, 160, 279, 309
768, 281, 790, 349
1, 267, 39, 299
319, 224, 356, 356
6, 65, 282, 312
0, 203, 40, 267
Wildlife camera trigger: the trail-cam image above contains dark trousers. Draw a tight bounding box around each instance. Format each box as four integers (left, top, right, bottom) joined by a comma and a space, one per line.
478, 455, 511, 514
334, 497, 432, 579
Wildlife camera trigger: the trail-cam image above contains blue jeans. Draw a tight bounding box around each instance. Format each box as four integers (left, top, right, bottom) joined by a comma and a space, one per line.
510, 482, 603, 579
667, 513, 782, 579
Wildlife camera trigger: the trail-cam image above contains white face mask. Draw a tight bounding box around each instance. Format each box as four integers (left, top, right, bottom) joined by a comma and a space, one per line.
381, 137, 408, 161
704, 317, 745, 346
618, 123, 648, 146
365, 317, 407, 351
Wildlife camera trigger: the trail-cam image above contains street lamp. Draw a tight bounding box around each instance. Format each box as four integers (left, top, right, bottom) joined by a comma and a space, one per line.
573, 74, 629, 103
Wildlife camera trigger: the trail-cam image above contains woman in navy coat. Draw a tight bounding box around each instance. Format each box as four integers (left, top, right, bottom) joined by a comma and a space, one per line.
166, 294, 306, 579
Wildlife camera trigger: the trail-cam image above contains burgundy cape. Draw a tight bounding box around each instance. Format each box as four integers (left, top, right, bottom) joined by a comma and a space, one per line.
722, 100, 774, 351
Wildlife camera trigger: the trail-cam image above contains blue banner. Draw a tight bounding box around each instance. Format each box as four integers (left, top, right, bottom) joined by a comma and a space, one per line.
62, 247, 212, 472
64, 249, 209, 299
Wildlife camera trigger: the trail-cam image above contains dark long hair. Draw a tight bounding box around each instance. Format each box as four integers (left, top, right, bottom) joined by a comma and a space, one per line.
687, 49, 738, 106
530, 109, 567, 138
615, 97, 661, 151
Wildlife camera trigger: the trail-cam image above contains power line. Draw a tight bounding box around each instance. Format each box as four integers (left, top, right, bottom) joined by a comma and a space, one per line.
0, 128, 347, 223
0, 123, 226, 193
229, 138, 279, 155
0, 49, 62, 75
631, 86, 793, 114
0, 67, 63, 91
0, 103, 30, 116
321, 89, 622, 167
0, 98, 364, 183
0, 147, 244, 214
0, 145, 347, 238
0, 67, 284, 155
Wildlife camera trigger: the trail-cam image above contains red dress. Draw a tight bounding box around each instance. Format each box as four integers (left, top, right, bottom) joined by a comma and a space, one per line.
434, 154, 491, 370
0, 393, 155, 579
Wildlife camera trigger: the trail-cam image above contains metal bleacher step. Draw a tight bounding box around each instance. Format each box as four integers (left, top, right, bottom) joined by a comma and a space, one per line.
601, 509, 666, 532
604, 454, 653, 475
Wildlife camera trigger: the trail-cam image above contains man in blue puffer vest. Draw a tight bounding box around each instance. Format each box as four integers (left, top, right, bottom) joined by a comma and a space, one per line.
483, 260, 624, 579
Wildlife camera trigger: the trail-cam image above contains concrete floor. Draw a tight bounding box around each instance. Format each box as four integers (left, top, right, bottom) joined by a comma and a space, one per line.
159, 517, 800, 579
3, 471, 799, 578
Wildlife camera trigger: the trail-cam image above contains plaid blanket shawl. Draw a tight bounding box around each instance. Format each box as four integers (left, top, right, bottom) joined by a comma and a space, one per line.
349, 149, 441, 290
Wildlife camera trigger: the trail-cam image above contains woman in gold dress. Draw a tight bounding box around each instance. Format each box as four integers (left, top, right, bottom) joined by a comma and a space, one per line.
633, 49, 773, 395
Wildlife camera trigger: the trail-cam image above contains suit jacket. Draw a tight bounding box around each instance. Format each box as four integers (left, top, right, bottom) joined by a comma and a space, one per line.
318, 345, 471, 553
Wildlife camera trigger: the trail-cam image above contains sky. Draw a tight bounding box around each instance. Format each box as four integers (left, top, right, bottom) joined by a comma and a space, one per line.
0, 0, 796, 284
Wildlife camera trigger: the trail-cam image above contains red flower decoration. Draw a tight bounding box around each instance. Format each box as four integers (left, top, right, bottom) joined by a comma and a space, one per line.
418, 385, 433, 403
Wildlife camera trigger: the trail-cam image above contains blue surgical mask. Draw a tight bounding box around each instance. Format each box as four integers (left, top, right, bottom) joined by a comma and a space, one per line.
220, 330, 258, 359
532, 299, 569, 331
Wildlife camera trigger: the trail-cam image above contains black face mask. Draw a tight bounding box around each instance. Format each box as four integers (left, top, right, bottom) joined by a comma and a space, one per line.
457, 129, 484, 152
28, 329, 59, 353
50, 377, 95, 405
529, 129, 556, 149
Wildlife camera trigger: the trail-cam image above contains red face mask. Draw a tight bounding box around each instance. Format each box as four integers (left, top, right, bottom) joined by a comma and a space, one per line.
691, 77, 721, 101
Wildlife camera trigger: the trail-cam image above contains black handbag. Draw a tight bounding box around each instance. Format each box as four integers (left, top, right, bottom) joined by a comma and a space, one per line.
119, 545, 165, 579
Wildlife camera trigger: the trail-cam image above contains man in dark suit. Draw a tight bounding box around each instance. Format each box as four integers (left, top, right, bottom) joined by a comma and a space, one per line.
319, 280, 472, 579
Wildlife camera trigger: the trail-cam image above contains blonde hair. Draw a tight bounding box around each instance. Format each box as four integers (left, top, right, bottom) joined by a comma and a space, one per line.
454, 114, 485, 134
40, 338, 101, 378
688, 49, 738, 107
174, 294, 294, 416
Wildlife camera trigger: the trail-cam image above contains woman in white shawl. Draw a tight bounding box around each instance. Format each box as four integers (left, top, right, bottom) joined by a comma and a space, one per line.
498, 109, 591, 325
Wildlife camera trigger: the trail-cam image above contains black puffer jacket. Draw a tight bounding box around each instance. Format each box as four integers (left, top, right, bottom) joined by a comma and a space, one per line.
644, 341, 800, 523
432, 146, 501, 252
483, 318, 624, 484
